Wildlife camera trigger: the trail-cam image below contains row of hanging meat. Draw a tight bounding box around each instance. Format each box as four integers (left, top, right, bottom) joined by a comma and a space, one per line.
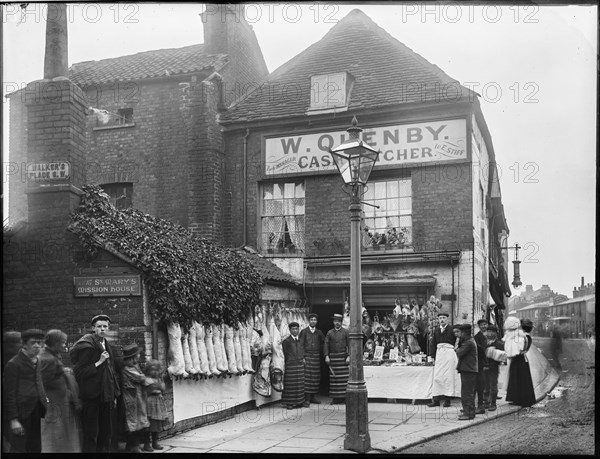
166, 303, 309, 397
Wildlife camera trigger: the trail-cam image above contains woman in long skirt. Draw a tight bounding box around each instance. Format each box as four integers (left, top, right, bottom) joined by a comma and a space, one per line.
39, 330, 82, 452
504, 317, 536, 407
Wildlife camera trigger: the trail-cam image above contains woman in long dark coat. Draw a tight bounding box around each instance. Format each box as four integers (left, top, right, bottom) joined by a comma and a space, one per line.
39, 329, 82, 452
504, 317, 536, 407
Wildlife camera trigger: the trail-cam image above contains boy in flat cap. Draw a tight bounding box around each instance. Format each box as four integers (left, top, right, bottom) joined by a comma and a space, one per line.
3, 329, 48, 452
455, 324, 478, 420
428, 312, 459, 408
70, 314, 121, 452
282, 322, 309, 409
483, 325, 505, 411
299, 313, 325, 405
324, 313, 350, 404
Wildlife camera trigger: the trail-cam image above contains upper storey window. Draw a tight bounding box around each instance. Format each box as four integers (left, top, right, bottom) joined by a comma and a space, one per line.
308, 72, 353, 113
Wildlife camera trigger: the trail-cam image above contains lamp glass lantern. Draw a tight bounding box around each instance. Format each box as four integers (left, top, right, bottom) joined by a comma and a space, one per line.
329, 140, 380, 187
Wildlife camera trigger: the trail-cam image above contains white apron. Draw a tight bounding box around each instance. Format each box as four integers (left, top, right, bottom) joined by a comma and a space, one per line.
431, 343, 461, 397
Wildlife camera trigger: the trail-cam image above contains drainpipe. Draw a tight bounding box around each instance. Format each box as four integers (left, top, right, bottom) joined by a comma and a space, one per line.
243, 128, 249, 247
472, 239, 476, 327
451, 258, 456, 319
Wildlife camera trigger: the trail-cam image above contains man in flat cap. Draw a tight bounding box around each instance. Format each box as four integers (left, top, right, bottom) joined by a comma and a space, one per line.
70, 314, 121, 452
281, 322, 309, 409
455, 324, 478, 420
483, 324, 505, 411
299, 313, 325, 405
3, 329, 48, 452
324, 313, 350, 404
428, 312, 460, 408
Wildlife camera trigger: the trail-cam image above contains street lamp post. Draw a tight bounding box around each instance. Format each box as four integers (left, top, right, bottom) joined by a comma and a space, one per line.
329, 116, 380, 453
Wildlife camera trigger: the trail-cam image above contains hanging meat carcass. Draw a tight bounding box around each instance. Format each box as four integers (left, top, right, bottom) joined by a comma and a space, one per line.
182, 332, 197, 376
203, 324, 221, 376
188, 325, 202, 375
223, 325, 239, 374
278, 307, 290, 341
233, 327, 245, 374
238, 322, 254, 373
193, 321, 210, 377
267, 310, 285, 391
253, 354, 272, 397
217, 324, 230, 373
167, 322, 187, 377
342, 301, 351, 329
211, 324, 228, 374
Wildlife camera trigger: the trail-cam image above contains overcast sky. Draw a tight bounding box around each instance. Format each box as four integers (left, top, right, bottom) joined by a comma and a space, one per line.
2, 3, 597, 298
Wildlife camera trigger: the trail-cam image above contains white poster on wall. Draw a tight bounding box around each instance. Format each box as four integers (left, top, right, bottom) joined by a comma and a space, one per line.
264, 118, 467, 175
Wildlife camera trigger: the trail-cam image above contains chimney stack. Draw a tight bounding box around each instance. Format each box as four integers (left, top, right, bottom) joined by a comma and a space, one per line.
43, 3, 69, 79
581, 276, 585, 287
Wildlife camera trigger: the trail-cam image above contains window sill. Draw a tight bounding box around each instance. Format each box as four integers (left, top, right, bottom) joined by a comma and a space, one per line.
93, 123, 136, 131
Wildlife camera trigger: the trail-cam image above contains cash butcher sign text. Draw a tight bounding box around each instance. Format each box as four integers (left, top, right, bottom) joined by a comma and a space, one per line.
264, 119, 467, 175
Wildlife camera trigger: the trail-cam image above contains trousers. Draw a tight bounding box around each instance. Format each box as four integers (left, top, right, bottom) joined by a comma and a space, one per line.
476, 368, 486, 407
81, 398, 113, 452
460, 372, 477, 417
483, 366, 499, 405
7, 402, 43, 453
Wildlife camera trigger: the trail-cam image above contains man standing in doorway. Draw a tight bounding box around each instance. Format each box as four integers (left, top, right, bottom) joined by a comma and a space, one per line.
3, 329, 48, 453
300, 313, 325, 405
428, 312, 459, 408
324, 313, 350, 405
281, 322, 309, 409
70, 314, 121, 452
474, 319, 489, 413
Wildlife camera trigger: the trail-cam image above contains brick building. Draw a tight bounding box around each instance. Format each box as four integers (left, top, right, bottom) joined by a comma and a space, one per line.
3, 4, 298, 436
220, 9, 512, 334
4, 4, 515, 438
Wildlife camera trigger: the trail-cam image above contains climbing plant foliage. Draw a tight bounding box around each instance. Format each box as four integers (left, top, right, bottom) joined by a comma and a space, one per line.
69, 185, 263, 332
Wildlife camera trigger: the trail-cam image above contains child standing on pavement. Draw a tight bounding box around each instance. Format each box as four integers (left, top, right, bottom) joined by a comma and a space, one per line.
143, 359, 169, 451
454, 324, 478, 420
121, 344, 150, 453
483, 325, 506, 411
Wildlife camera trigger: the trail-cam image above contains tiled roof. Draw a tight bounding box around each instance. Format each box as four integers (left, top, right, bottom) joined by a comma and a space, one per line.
221, 9, 474, 123
69, 44, 228, 86
238, 249, 300, 285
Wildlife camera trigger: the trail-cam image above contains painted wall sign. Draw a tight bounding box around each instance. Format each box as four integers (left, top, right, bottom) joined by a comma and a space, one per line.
264, 119, 466, 175
26, 162, 70, 181
74, 274, 141, 297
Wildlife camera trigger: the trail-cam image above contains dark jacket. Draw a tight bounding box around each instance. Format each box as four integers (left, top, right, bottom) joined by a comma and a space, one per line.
430, 325, 455, 359
474, 331, 489, 369
70, 333, 121, 402
299, 327, 325, 355
485, 339, 505, 371
324, 327, 349, 356
3, 350, 49, 421
455, 337, 478, 373
38, 347, 69, 407
282, 335, 305, 364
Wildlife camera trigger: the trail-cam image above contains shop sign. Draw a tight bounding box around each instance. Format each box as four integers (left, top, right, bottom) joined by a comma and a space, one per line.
265, 118, 466, 175
26, 162, 70, 181
74, 275, 141, 297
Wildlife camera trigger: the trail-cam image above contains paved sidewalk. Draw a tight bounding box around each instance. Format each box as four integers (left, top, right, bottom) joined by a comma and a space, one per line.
156, 389, 525, 454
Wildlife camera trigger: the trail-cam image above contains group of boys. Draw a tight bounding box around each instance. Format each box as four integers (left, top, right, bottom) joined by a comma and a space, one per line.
2, 314, 120, 453
428, 316, 505, 420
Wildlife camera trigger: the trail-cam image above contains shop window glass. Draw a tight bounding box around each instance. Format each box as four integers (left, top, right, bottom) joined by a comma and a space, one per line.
261, 181, 305, 253
362, 177, 412, 249
101, 182, 133, 210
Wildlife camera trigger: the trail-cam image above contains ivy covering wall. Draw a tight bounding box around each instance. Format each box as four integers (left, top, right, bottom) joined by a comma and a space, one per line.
69, 185, 263, 331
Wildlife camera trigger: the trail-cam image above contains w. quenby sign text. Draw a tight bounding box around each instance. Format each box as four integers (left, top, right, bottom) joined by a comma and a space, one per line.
265, 119, 466, 175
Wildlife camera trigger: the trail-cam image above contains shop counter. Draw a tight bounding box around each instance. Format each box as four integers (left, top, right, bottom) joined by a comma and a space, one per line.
364, 364, 435, 401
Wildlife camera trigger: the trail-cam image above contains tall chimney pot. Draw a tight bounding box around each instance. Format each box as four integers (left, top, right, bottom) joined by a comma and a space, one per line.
43, 3, 69, 79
